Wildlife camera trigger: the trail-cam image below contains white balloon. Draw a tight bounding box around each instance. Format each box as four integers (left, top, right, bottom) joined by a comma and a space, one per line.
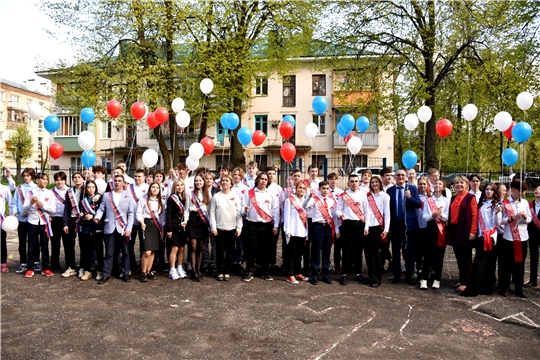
462, 104, 478, 121
516, 92, 534, 111
189, 142, 204, 160
142, 149, 159, 168
186, 155, 199, 171
417, 106, 432, 123
305, 123, 319, 139
347, 136, 363, 155
494, 111, 513, 131
143, 104, 149, 119
28, 103, 43, 120
404, 113, 419, 131
176, 111, 191, 128
172, 98, 185, 113
2, 215, 19, 232
78, 130, 95, 151
94, 178, 107, 195
200, 78, 214, 95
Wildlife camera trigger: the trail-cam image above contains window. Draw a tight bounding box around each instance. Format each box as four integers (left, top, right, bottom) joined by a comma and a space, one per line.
254, 154, 268, 169
70, 157, 82, 170
371, 115, 378, 132
38, 119, 43, 132
0, 92, 4, 101
27, 99, 33, 105
312, 115, 326, 135
0, 111, 3, 121
255, 77, 268, 96
254, 115, 268, 134
0, 132, 3, 140
56, 116, 86, 136
282, 114, 296, 144
341, 154, 368, 173
283, 75, 296, 107
10, 95, 20, 103
312, 75, 326, 96
311, 155, 325, 171
100, 120, 112, 139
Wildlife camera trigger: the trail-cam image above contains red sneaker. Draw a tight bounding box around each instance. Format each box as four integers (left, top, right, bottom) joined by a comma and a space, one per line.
42, 270, 54, 277
295, 274, 308, 282
286, 276, 299, 284
1, 264, 8, 273
24, 270, 34, 278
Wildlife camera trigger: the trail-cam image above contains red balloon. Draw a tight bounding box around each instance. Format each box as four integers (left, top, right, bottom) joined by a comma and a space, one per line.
280, 142, 296, 163
131, 102, 146, 120
252, 130, 266, 146
200, 137, 214, 155
147, 112, 159, 129
503, 121, 516, 139
436, 119, 453, 138
106, 99, 122, 118
49, 142, 64, 160
279, 122, 294, 140
155, 107, 169, 124
344, 131, 356, 144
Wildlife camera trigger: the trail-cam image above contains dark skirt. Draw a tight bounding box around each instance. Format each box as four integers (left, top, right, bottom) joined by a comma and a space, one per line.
170, 227, 188, 247
187, 211, 209, 239
142, 218, 161, 251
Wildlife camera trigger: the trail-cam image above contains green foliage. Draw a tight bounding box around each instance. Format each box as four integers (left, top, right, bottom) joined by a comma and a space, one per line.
6, 126, 34, 180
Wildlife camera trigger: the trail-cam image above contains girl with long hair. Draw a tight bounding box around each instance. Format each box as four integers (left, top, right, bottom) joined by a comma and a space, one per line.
77, 180, 103, 281
166, 179, 188, 280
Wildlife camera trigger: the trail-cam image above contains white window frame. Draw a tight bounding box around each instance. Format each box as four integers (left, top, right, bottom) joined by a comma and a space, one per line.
313, 114, 326, 136
255, 77, 268, 96
100, 120, 112, 139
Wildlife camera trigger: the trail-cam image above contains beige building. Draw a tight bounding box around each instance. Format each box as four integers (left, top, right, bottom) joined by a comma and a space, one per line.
0, 79, 51, 171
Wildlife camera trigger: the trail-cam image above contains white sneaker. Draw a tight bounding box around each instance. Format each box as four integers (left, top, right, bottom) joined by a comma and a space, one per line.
432, 280, 440, 289
78, 268, 85, 278
419, 280, 428, 289
80, 271, 92, 281
96, 271, 103, 281
169, 268, 180, 280
176, 265, 187, 278
62, 267, 77, 278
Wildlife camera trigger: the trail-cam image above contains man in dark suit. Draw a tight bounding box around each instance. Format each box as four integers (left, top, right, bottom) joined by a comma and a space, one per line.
387, 168, 421, 284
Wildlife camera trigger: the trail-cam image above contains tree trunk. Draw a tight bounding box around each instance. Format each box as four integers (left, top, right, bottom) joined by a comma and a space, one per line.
165, 0, 178, 168
230, 96, 244, 169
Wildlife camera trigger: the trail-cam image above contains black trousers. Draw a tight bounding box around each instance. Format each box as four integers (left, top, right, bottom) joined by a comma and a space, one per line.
130, 224, 143, 270
302, 218, 313, 276
311, 223, 332, 279
283, 236, 304, 276
215, 229, 236, 275
1, 229, 7, 264
453, 245, 473, 286
17, 221, 28, 264
246, 221, 273, 274
420, 221, 446, 281
27, 223, 50, 271
529, 233, 539, 283
482, 233, 502, 292
63, 217, 77, 269
50, 216, 66, 269
79, 232, 104, 272
365, 226, 382, 285
333, 233, 343, 272
391, 220, 417, 280
498, 239, 528, 292
340, 220, 365, 275
463, 237, 493, 296
103, 230, 130, 277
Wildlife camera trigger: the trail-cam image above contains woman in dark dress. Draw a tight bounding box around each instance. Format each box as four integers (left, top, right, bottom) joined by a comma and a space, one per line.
166, 179, 188, 280
77, 180, 103, 281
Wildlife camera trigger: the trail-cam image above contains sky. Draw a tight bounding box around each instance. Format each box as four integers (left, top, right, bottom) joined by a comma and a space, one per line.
0, 0, 75, 93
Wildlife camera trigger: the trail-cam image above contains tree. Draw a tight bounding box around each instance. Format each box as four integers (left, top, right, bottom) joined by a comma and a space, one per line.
6, 126, 34, 180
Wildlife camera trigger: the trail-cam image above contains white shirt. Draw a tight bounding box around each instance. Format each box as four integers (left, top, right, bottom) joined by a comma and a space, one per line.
336, 189, 370, 230
422, 194, 449, 224
283, 196, 308, 237
303, 195, 338, 232
534, 201, 540, 215
382, 183, 393, 192
267, 182, 283, 201
50, 186, 68, 217
417, 194, 429, 229
232, 182, 249, 199
242, 187, 280, 227
136, 197, 166, 226
185, 190, 209, 221
469, 189, 481, 203
360, 183, 370, 193
502, 196, 531, 242
0, 184, 13, 217
428, 182, 452, 198
124, 174, 135, 184
22, 187, 56, 226
209, 191, 242, 232
184, 176, 195, 193
366, 191, 390, 232
128, 183, 149, 202
328, 186, 344, 201
476, 200, 502, 242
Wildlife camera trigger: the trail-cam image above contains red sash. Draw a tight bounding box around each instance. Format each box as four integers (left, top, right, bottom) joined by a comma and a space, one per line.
503, 199, 523, 262
340, 191, 365, 222
170, 194, 185, 215
28, 190, 53, 238
51, 187, 65, 205
367, 192, 384, 228
191, 191, 210, 227
478, 206, 495, 252
108, 192, 129, 237
17, 186, 26, 202
427, 197, 446, 248
248, 189, 273, 223
313, 196, 335, 242
288, 195, 307, 229
529, 202, 540, 229
143, 196, 163, 233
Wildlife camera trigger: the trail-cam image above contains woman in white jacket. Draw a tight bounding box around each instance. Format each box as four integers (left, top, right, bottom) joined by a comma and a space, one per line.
283, 181, 309, 284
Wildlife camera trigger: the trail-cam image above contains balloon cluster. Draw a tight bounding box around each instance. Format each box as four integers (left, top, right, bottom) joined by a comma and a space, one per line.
499, 92, 535, 166
220, 113, 240, 131
334, 114, 367, 155
278, 115, 297, 162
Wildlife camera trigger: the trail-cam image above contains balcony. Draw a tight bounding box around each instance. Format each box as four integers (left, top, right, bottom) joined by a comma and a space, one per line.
6, 101, 27, 112
54, 137, 84, 151
333, 131, 378, 149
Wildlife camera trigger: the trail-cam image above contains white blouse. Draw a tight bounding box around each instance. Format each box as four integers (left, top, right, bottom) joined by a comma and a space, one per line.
136, 197, 166, 226
422, 194, 450, 224
417, 194, 429, 229
502, 196, 531, 242
185, 190, 209, 223
366, 191, 390, 232
284, 196, 308, 237
476, 200, 502, 242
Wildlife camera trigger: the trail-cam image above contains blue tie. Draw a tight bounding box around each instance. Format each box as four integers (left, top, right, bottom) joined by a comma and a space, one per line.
397, 187, 404, 220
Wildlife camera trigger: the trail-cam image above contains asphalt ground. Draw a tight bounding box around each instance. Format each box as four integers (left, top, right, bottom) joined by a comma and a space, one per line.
1, 232, 540, 360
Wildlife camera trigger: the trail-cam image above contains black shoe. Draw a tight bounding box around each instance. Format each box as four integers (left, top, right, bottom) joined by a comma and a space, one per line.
147, 271, 155, 280
98, 276, 110, 284
140, 273, 148, 282
197, 270, 204, 278
242, 272, 253, 282
340, 275, 347, 285
524, 281, 537, 288
370, 283, 380, 288
322, 277, 332, 284
262, 273, 273, 281
391, 277, 401, 284
123, 276, 131, 283
356, 274, 367, 284
515, 289, 527, 298
190, 272, 201, 282
407, 278, 417, 286
310, 278, 318, 285
499, 288, 509, 297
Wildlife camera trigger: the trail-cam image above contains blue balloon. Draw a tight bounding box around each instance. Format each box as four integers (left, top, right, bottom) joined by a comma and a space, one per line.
501, 148, 518, 166
44, 115, 60, 133
512, 122, 532, 143
282, 115, 296, 128
220, 113, 230, 129
337, 122, 350, 137
81, 150, 96, 168
402, 150, 418, 169
312, 96, 327, 115
80, 107, 95, 124
228, 113, 240, 130
237, 127, 252, 146
341, 114, 355, 132
356, 116, 370, 133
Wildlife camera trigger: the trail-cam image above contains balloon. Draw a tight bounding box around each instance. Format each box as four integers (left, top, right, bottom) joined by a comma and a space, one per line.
340, 114, 355, 132
282, 115, 296, 128
94, 178, 107, 194
200, 137, 214, 155
503, 121, 516, 139
347, 136, 363, 155
512, 122, 533, 143
49, 142, 64, 160
186, 155, 199, 171
81, 150, 96, 168
175, 111, 190, 128
305, 123, 318, 139
131, 102, 146, 120
516, 92, 534, 111
402, 150, 418, 169
44, 115, 60, 133
227, 113, 239, 130
494, 111, 512, 132
200, 78, 214, 95
171, 98, 185, 113
404, 113, 419, 131
462, 104, 478, 121
2, 216, 19, 232
344, 131, 356, 144
142, 149, 159, 167
356, 116, 370, 133
280, 143, 296, 162
312, 96, 327, 115
252, 130, 266, 146
189, 142, 204, 160
28, 103, 43, 120
220, 113, 230, 129
155, 107, 169, 124
147, 112, 159, 129
106, 99, 122, 118
501, 148, 518, 166
436, 119, 453, 138
143, 104, 149, 119
80, 107, 95, 124
417, 105, 432, 123
279, 122, 294, 140
78, 130, 95, 151
337, 122, 350, 137
237, 127, 253, 146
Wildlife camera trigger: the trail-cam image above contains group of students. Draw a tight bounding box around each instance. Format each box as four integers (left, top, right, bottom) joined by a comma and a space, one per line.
1, 161, 537, 298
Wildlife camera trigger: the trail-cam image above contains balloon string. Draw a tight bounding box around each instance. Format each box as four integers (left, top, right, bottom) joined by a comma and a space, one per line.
466, 122, 470, 174
316, 115, 320, 160
520, 143, 523, 197
423, 122, 426, 171
439, 137, 442, 173
199, 95, 206, 132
